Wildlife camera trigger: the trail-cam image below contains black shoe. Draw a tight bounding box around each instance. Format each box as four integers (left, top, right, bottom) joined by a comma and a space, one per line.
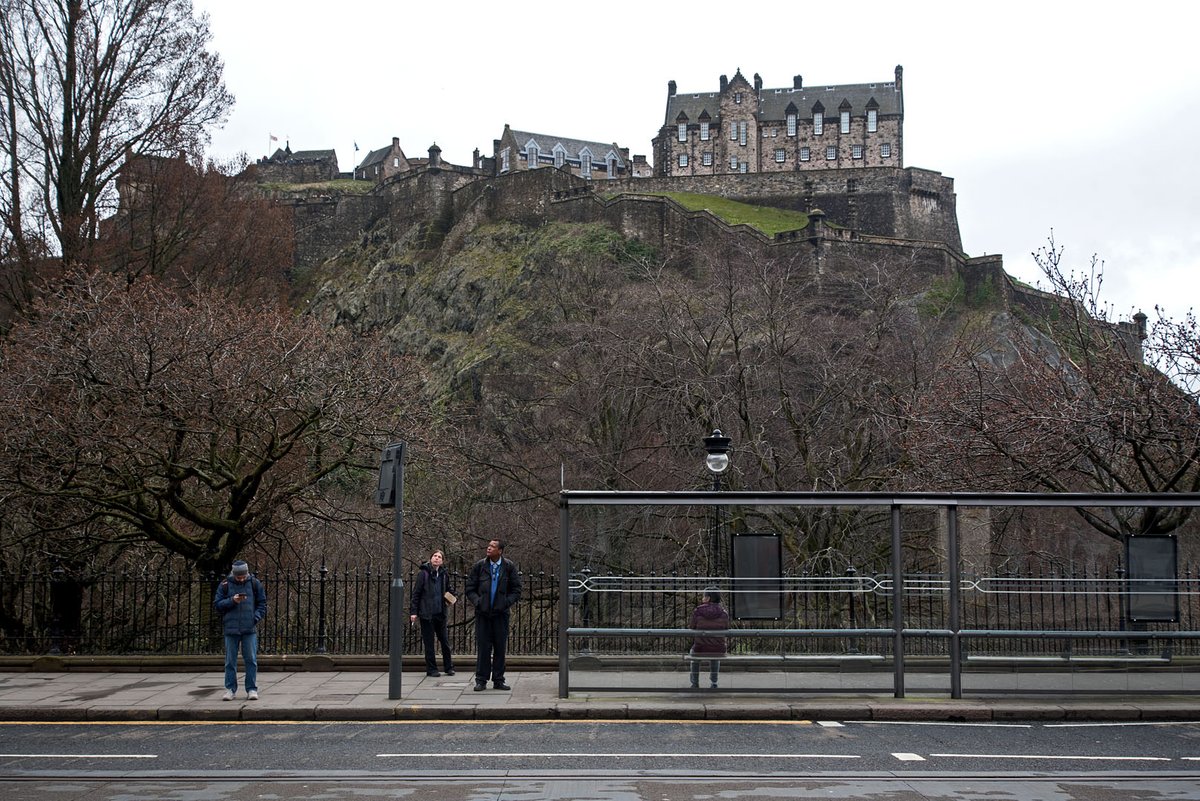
493, 681, 511, 691
473, 682, 486, 692
444, 668, 455, 676
426, 670, 441, 677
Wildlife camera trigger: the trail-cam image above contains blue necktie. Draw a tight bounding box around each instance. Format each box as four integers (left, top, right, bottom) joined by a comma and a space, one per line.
490, 562, 499, 605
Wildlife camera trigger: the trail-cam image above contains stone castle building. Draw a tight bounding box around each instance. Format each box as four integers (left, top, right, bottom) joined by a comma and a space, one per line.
492, 124, 641, 180
653, 67, 903, 177
254, 144, 339, 183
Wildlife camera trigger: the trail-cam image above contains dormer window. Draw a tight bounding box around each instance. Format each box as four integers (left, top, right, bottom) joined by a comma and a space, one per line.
700, 121, 710, 140
608, 155, 618, 178
526, 142, 538, 168
867, 109, 878, 133
677, 123, 687, 142
580, 152, 592, 178
787, 113, 797, 136
840, 110, 850, 133
813, 112, 823, 135
554, 147, 565, 168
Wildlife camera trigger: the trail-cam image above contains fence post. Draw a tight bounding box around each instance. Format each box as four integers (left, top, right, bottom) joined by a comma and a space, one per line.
48, 567, 65, 656
891, 505, 905, 698
846, 566, 860, 655
316, 564, 329, 654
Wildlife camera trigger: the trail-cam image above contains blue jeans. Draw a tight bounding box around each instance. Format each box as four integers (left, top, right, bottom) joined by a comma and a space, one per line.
224, 631, 258, 693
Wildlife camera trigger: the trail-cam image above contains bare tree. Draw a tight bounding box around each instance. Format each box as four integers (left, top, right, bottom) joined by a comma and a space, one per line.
0, 269, 426, 573
0, 0, 232, 313
905, 235, 1200, 542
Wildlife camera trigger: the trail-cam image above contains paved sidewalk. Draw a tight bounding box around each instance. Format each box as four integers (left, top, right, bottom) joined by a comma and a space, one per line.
0, 670, 1198, 722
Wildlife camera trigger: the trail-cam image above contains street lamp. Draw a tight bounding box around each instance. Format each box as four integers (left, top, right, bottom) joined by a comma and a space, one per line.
703, 429, 732, 575
376, 441, 406, 700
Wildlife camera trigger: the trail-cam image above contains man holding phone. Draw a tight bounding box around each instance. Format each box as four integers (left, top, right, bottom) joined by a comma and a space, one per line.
213, 560, 267, 701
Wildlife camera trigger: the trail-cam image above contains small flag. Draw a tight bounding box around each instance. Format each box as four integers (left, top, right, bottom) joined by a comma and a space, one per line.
269, 133, 278, 142
354, 141, 359, 152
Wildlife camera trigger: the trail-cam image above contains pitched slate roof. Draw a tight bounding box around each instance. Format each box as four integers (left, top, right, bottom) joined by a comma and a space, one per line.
288, 149, 336, 162
356, 146, 392, 171
509, 129, 626, 167
664, 77, 902, 125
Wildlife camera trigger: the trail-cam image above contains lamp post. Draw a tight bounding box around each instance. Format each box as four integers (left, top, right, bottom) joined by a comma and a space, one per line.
376, 441, 406, 700
703, 429, 732, 576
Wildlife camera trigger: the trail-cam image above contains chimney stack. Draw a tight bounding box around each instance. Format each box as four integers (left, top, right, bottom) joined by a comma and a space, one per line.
719, 74, 728, 92
753, 73, 762, 91
794, 75, 803, 90
668, 80, 676, 96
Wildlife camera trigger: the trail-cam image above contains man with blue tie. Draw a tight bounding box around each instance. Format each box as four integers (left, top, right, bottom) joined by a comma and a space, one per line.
465, 539, 522, 691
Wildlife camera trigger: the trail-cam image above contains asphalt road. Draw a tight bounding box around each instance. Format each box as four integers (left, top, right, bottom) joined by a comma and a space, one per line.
2, 719, 1200, 799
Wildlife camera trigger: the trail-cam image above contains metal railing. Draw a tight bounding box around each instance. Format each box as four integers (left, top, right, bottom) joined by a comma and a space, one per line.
0, 568, 558, 657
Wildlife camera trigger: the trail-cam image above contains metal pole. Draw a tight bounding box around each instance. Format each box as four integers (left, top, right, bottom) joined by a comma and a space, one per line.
712, 473, 721, 577
316, 563, 329, 654
388, 443, 406, 700
559, 495, 571, 698
947, 505, 962, 699
891, 505, 905, 698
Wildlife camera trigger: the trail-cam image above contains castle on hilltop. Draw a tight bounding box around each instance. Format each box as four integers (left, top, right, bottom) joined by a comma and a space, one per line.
115, 65, 996, 308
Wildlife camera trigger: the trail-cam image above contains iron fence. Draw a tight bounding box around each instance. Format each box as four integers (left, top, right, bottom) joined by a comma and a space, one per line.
2, 563, 1197, 658
0, 568, 558, 657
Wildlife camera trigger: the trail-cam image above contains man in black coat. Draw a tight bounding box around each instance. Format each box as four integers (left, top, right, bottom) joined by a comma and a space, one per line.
465, 539, 521, 691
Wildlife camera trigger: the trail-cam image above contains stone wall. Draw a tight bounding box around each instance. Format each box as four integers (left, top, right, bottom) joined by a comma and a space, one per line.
597, 167, 960, 251
290, 194, 388, 271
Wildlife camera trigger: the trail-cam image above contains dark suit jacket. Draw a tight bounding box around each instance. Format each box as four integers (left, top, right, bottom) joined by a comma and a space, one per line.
465, 557, 521, 616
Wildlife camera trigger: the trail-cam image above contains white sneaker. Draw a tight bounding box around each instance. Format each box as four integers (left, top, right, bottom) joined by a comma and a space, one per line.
247, 690, 259, 701
222, 690, 234, 701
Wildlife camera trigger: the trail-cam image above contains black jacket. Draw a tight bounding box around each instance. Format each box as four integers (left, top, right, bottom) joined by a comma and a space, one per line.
409, 562, 456, 619
465, 557, 521, 616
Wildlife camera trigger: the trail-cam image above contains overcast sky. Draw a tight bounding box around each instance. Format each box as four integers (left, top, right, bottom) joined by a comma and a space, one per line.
195, 0, 1199, 323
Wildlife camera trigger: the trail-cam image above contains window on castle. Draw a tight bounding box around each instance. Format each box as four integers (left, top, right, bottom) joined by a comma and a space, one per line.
729, 155, 738, 170
826, 145, 837, 160
730, 124, 737, 141
735, 92, 743, 104
700, 122, 710, 140
501, 148, 510, 172
678, 153, 689, 168
881, 143, 891, 158
739, 162, 749, 173
581, 154, 592, 178
393, 157, 399, 168
555, 149, 565, 167
813, 112, 823, 135
851, 145, 863, 159
678, 123, 687, 142
739, 121, 748, 146
787, 114, 797, 136
775, 148, 786, 163
867, 109, 878, 132
702, 151, 712, 166
608, 157, 617, 178
526, 144, 538, 168
771, 128, 778, 137
840, 110, 850, 133
800, 147, 810, 161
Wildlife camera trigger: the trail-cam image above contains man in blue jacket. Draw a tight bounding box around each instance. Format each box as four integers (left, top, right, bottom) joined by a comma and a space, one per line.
465, 539, 521, 691
213, 560, 267, 701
